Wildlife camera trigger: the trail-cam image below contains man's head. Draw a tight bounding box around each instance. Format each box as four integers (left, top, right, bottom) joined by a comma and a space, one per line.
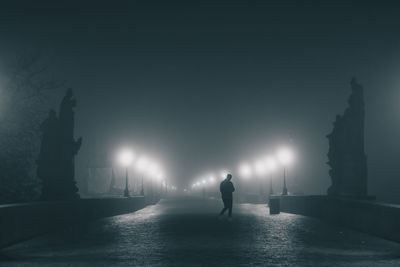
226, 174, 232, 181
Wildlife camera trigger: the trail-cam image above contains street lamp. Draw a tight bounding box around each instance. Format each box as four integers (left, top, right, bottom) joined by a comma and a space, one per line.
208, 175, 216, 198
155, 172, 164, 198
118, 149, 134, 197
148, 162, 160, 178
140, 176, 145, 196
254, 159, 267, 177
265, 156, 277, 196
239, 162, 252, 202
277, 147, 294, 196
136, 156, 149, 196
254, 159, 267, 201
239, 162, 252, 179
208, 176, 215, 183
202, 179, 207, 199
146, 160, 160, 202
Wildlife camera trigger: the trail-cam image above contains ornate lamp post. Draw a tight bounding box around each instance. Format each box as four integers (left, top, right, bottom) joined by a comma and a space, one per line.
254, 159, 267, 201
118, 149, 134, 198
266, 156, 277, 196
277, 147, 294, 196
238, 162, 252, 201
202, 179, 207, 199
282, 168, 288, 196
124, 168, 130, 197
140, 176, 144, 196
136, 156, 149, 197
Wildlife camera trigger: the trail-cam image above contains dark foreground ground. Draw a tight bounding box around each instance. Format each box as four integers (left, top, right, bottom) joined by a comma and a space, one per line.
1, 197, 399, 266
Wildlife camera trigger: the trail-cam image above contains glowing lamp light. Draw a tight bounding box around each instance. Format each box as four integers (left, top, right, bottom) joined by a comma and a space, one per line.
147, 161, 160, 177
209, 176, 215, 183
220, 170, 229, 180
136, 156, 149, 173
265, 156, 277, 172
254, 159, 267, 176
155, 172, 164, 181
239, 162, 252, 178
277, 147, 294, 166
118, 149, 134, 167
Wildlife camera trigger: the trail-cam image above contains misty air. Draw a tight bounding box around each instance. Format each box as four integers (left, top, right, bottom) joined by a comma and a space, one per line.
0, 1, 400, 266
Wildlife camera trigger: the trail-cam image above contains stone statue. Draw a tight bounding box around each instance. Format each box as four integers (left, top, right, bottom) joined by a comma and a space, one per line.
58, 88, 82, 199
326, 78, 368, 197
37, 109, 60, 200
37, 89, 82, 200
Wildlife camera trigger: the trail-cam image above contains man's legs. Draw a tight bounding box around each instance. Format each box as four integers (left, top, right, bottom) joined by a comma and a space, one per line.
227, 198, 233, 217
219, 198, 228, 215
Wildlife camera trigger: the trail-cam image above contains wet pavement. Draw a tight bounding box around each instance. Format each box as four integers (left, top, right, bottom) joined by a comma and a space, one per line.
1, 197, 399, 266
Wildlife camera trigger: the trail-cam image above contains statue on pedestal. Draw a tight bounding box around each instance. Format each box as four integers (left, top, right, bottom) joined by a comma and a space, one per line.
37, 110, 60, 200
327, 78, 368, 197
37, 89, 82, 200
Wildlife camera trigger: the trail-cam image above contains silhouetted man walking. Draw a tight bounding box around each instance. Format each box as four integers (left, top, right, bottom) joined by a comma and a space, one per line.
219, 174, 235, 219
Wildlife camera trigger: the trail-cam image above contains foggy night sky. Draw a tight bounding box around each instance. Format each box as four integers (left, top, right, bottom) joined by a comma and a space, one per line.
0, 1, 400, 202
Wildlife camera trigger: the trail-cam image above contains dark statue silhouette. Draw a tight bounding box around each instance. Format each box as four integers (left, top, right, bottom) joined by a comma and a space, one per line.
326, 78, 368, 197
37, 109, 60, 200
37, 89, 82, 200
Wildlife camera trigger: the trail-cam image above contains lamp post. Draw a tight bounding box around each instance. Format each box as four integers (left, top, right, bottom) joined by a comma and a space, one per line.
239, 162, 252, 202
266, 156, 277, 196
202, 179, 206, 199
277, 147, 294, 196
269, 173, 274, 195
124, 168, 130, 197
254, 159, 267, 202
140, 176, 144, 196
118, 149, 134, 198
147, 161, 159, 202
282, 167, 288, 196
155, 172, 164, 199
136, 156, 149, 198
208, 175, 216, 198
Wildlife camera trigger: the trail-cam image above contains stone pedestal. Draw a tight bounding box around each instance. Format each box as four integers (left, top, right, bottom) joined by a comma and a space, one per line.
269, 196, 280, 214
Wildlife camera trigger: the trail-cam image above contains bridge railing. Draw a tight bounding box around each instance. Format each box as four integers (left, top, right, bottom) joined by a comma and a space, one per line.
0, 196, 157, 249
279, 195, 400, 243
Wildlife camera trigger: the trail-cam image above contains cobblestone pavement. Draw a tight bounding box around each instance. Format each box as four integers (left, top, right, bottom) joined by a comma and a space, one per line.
1, 198, 399, 266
